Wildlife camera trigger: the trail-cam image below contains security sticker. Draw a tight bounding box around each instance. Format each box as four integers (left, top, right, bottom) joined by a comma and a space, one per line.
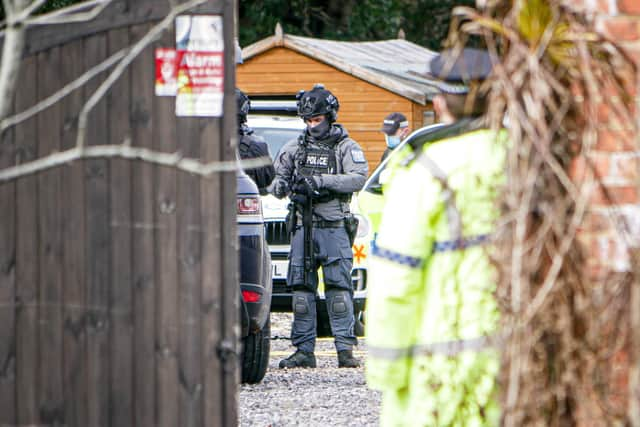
351, 149, 366, 163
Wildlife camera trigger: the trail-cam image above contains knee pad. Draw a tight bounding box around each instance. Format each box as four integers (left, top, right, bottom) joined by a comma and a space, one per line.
294, 295, 310, 315
328, 291, 350, 316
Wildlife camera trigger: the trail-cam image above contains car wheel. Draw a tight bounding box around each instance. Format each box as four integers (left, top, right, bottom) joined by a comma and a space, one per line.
241, 315, 271, 384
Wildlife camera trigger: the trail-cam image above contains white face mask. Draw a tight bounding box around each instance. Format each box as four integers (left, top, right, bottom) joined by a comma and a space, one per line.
385, 134, 401, 149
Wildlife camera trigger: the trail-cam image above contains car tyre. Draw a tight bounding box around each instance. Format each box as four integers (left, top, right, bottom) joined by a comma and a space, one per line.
241, 315, 271, 384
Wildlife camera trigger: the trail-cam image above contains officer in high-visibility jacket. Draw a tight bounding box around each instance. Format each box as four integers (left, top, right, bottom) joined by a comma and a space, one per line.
366, 48, 507, 426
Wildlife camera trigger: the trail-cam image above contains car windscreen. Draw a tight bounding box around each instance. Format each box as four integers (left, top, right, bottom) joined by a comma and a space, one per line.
251, 127, 300, 160
363, 123, 446, 195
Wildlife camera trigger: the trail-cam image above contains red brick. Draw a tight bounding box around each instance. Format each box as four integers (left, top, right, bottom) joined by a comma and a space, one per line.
599, 80, 637, 101
594, 153, 611, 178
569, 154, 610, 180
595, 129, 636, 151
590, 184, 639, 205
618, 0, 640, 14
579, 210, 614, 233
623, 46, 640, 66
597, 102, 612, 122
569, 156, 587, 180
601, 16, 640, 42
597, 0, 612, 13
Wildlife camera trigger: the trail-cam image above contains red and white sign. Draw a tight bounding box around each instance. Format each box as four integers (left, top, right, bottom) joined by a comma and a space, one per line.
174, 15, 225, 117
175, 51, 224, 116
155, 48, 178, 96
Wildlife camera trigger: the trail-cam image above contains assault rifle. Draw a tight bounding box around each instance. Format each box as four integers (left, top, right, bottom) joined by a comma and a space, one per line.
287, 182, 317, 290
302, 193, 314, 289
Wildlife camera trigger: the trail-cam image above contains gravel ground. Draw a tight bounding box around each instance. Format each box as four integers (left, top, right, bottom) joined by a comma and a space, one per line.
239, 313, 382, 427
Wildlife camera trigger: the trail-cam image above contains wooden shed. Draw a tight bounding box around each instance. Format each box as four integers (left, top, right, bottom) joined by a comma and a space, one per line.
237, 24, 442, 169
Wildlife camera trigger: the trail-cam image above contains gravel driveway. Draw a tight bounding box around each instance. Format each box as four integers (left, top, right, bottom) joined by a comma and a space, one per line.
239, 313, 382, 427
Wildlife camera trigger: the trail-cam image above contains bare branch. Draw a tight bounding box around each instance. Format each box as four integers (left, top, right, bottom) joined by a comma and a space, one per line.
2, 0, 13, 17
25, 0, 112, 26
76, 0, 208, 148
522, 171, 593, 324
0, 1, 27, 120
16, 0, 47, 21
0, 143, 271, 182
0, 47, 128, 133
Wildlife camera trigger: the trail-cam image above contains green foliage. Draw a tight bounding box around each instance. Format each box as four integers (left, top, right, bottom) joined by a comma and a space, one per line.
0, 0, 81, 20
37, 0, 81, 14
4, 0, 469, 52
239, 0, 475, 51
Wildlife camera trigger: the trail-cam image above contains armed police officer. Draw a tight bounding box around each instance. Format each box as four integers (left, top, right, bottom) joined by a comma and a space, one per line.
366, 48, 506, 426
236, 88, 275, 194
271, 84, 368, 369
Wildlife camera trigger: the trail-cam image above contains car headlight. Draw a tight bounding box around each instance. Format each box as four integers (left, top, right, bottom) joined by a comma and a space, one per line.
353, 213, 370, 239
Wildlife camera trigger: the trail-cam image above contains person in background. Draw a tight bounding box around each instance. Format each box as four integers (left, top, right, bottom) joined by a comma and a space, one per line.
366, 48, 506, 426
379, 112, 411, 163
236, 88, 275, 194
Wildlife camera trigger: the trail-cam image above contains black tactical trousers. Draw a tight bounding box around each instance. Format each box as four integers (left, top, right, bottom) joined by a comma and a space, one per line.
287, 225, 357, 353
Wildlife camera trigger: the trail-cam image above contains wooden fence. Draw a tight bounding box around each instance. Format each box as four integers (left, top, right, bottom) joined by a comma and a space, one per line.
0, 1, 239, 426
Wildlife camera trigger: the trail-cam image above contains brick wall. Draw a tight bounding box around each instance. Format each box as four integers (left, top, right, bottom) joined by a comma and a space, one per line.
570, 0, 640, 276
567, 1, 640, 423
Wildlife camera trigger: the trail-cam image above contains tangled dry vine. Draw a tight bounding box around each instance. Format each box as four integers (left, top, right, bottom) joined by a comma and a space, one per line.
452, 1, 638, 425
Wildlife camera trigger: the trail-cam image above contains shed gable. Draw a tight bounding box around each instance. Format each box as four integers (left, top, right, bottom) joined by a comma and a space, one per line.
237, 47, 415, 168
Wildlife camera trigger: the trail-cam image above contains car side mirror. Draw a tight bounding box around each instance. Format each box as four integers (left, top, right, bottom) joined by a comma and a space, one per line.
366, 183, 383, 195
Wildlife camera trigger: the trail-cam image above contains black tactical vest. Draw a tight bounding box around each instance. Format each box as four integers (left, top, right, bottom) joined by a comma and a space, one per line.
294, 140, 350, 203
296, 143, 338, 177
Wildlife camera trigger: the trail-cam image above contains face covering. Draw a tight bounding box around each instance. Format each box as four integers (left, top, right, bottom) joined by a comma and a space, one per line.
385, 134, 401, 149
308, 119, 330, 139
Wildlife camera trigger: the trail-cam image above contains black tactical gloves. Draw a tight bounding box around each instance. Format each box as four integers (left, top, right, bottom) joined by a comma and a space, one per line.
292, 175, 321, 197
272, 178, 289, 199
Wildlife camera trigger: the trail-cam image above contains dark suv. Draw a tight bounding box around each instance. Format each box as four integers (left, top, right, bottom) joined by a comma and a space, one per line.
237, 169, 272, 384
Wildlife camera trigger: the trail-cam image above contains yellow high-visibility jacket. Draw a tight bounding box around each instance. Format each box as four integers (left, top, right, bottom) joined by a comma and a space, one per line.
366, 127, 507, 427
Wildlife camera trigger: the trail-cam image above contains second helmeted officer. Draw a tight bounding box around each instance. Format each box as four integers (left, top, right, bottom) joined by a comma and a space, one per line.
236, 88, 275, 194
271, 84, 368, 369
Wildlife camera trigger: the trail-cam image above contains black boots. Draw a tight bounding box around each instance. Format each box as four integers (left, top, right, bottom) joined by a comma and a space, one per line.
337, 350, 360, 368
279, 350, 317, 369
278, 349, 359, 368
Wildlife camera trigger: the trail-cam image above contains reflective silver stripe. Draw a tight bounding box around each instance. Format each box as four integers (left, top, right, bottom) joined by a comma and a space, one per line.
368, 336, 496, 360
415, 152, 462, 241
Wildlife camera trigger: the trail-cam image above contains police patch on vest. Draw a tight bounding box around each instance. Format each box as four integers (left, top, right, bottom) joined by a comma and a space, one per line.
351, 149, 366, 163
305, 153, 329, 167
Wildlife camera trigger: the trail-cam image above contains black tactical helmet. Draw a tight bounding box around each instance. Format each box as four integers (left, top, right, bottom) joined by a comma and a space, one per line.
296, 84, 339, 122
236, 88, 250, 123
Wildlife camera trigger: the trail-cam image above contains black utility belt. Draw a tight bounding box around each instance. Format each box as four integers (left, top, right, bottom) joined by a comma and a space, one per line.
297, 219, 345, 228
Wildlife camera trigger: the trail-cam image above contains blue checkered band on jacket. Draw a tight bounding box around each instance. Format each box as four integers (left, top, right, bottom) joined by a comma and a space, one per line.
371, 241, 423, 268
371, 234, 490, 267
432, 234, 490, 253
